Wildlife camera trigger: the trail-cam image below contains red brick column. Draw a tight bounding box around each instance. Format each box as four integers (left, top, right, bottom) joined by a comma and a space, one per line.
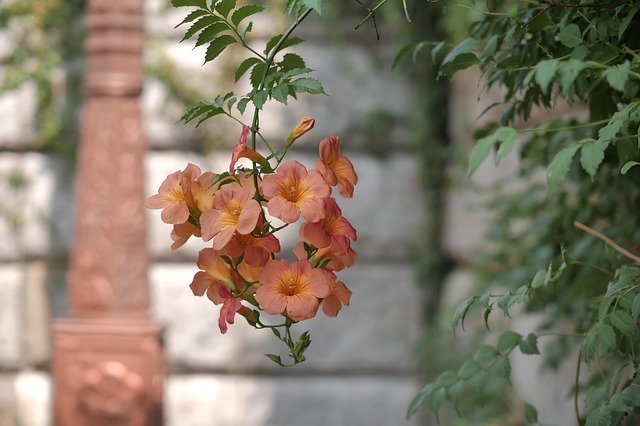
52, 1, 164, 424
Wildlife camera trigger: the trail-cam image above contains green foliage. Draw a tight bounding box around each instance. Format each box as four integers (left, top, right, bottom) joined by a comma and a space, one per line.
172, 0, 324, 127
407, 0, 640, 424
0, 0, 83, 151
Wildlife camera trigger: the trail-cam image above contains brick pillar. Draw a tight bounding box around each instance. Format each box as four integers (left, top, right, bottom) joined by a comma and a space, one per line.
52, 1, 164, 424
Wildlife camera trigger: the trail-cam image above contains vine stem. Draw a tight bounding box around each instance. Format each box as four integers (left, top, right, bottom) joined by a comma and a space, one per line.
574, 344, 582, 425
574, 221, 640, 264
246, 8, 313, 225
250, 8, 313, 151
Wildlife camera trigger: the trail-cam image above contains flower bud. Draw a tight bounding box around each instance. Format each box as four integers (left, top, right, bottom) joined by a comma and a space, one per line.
238, 306, 260, 327
285, 116, 315, 146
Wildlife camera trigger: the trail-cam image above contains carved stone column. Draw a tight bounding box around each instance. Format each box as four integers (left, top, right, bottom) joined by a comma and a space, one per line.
52, 1, 164, 424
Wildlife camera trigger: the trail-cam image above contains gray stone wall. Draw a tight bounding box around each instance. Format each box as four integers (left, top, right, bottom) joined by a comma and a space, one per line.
0, 2, 425, 425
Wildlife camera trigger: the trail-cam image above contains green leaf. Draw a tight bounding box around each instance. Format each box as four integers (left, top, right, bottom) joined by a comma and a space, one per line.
473, 345, 498, 367
518, 333, 540, 355
468, 135, 495, 176
279, 53, 306, 71
181, 16, 219, 42
204, 35, 236, 63
609, 310, 635, 335
435, 370, 458, 388
301, 0, 322, 14
171, 0, 206, 7
524, 403, 539, 424
235, 57, 262, 82
406, 383, 435, 419
559, 60, 586, 97
534, 59, 559, 94
264, 34, 304, 55
494, 356, 511, 381
215, 0, 236, 17
195, 22, 228, 47
252, 89, 268, 109
582, 328, 597, 362
580, 138, 608, 178
530, 269, 546, 289
175, 9, 209, 28
441, 38, 478, 75
603, 61, 630, 92
290, 78, 326, 95
632, 293, 640, 321
231, 4, 265, 26
250, 62, 267, 88
429, 388, 447, 419
620, 383, 640, 407
495, 128, 518, 163
271, 84, 289, 104
194, 107, 224, 127
598, 110, 627, 143
264, 353, 284, 365
236, 97, 250, 114
585, 405, 611, 426
621, 161, 640, 174
619, 7, 638, 40
497, 330, 522, 353
452, 296, 477, 330
458, 360, 480, 379
467, 126, 517, 175
558, 24, 582, 48
609, 393, 631, 413
497, 292, 512, 317
547, 145, 579, 189
597, 324, 617, 353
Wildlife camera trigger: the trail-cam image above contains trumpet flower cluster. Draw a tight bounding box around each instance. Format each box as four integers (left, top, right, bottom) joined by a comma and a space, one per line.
146, 118, 358, 365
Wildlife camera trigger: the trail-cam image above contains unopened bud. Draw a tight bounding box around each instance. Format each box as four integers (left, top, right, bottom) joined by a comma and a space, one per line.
285, 116, 315, 146
238, 306, 260, 327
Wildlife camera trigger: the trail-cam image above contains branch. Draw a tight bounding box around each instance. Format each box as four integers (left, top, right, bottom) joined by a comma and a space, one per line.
573, 221, 640, 264
522, 0, 615, 27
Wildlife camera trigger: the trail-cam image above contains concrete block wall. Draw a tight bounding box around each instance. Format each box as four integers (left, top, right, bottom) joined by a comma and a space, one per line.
0, 2, 425, 425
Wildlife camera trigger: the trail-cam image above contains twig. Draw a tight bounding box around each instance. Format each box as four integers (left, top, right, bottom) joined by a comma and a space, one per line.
573, 221, 640, 264
574, 344, 582, 425
522, 0, 615, 27
402, 0, 412, 23
354, 0, 389, 33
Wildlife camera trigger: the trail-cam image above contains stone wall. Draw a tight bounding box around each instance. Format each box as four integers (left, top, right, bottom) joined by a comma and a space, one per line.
0, 2, 425, 425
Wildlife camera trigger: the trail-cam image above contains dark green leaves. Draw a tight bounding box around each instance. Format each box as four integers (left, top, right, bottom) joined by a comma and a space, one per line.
468, 126, 518, 175
215, 0, 237, 18
175, 9, 208, 28
235, 57, 262, 82
524, 403, 538, 424
558, 24, 582, 48
264, 34, 304, 56
497, 330, 522, 353
204, 35, 236, 63
289, 78, 326, 95
579, 138, 608, 179
440, 38, 478, 75
182, 16, 220, 42
518, 333, 540, 355
171, 0, 206, 7
534, 60, 559, 94
547, 145, 579, 189
231, 5, 265, 26
603, 61, 630, 92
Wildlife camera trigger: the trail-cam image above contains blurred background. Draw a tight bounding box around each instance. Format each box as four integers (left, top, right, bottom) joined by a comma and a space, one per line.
0, 1, 564, 425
